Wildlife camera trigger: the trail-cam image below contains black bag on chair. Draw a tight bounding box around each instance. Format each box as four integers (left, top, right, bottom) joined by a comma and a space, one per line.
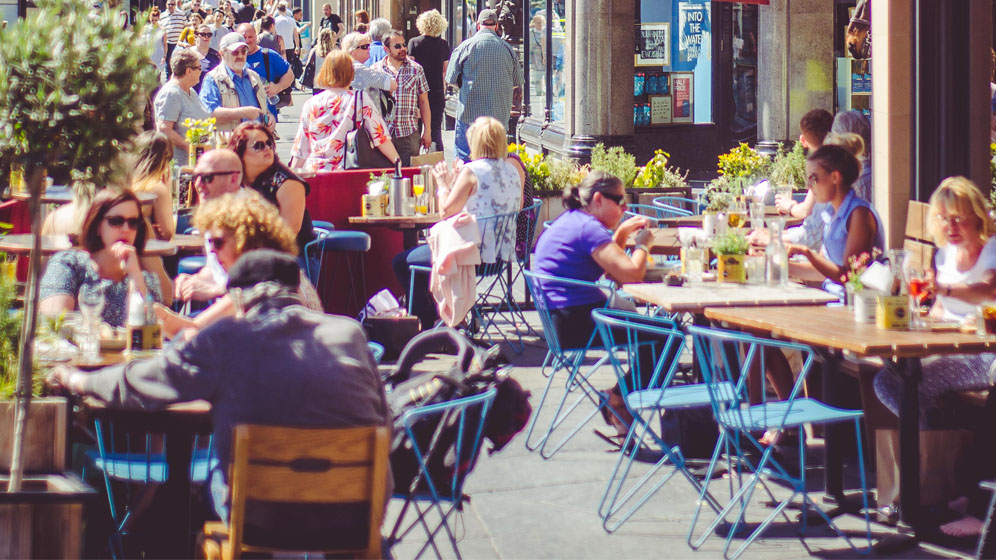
344, 90, 394, 170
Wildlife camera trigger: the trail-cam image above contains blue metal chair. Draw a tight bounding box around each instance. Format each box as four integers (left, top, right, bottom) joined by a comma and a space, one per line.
625, 203, 692, 226
304, 230, 371, 313
685, 325, 872, 559
521, 270, 618, 459
368, 341, 385, 364
652, 196, 704, 215
591, 309, 728, 533
386, 389, 497, 559
86, 419, 216, 558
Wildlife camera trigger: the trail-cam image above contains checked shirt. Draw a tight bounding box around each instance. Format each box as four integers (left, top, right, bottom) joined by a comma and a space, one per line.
445, 29, 523, 124
372, 58, 429, 139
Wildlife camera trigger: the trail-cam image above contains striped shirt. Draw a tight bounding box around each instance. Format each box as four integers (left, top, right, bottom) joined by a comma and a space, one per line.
372, 58, 429, 138
160, 10, 187, 44
445, 29, 522, 124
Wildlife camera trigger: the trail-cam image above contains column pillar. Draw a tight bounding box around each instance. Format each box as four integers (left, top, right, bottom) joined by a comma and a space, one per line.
756, 0, 834, 146
563, 0, 633, 158
871, 0, 913, 249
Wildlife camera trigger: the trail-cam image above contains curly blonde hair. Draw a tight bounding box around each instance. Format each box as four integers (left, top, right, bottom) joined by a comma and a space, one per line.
193, 191, 298, 256
416, 9, 447, 37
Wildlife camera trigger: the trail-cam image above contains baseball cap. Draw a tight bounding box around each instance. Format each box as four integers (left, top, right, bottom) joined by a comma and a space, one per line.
477, 9, 498, 25
227, 249, 301, 291
219, 31, 249, 52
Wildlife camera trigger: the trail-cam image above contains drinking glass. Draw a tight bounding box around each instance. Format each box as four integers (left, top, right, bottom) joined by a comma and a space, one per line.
685, 247, 705, 283
79, 282, 105, 328
774, 186, 794, 214
412, 175, 427, 216
727, 201, 747, 229
749, 201, 765, 230
746, 256, 765, 285
907, 271, 928, 330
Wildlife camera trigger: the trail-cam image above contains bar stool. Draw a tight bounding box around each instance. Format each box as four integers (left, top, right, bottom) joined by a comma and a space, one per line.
304, 231, 371, 315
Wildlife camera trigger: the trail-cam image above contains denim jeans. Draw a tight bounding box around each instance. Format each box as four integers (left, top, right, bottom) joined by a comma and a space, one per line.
454, 120, 472, 163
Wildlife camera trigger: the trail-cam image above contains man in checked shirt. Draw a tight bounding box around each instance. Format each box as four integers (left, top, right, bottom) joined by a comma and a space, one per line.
445, 8, 522, 162
373, 29, 432, 166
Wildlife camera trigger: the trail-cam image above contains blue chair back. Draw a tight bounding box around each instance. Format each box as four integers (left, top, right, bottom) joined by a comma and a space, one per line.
368, 341, 385, 364
686, 324, 815, 427
652, 196, 704, 215
475, 209, 520, 277
523, 270, 613, 357
515, 198, 543, 264
591, 309, 684, 398
625, 203, 692, 226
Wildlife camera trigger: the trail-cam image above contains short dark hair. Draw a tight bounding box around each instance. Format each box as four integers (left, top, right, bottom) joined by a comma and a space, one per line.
382, 30, 403, 45
292, 7, 302, 15
807, 144, 860, 189
78, 189, 149, 255
171, 48, 201, 78
799, 109, 834, 145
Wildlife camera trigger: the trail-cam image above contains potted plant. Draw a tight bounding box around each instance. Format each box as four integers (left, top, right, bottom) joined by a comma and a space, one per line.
712, 230, 749, 283
590, 143, 638, 190
841, 250, 880, 323
633, 149, 689, 191
717, 142, 770, 200
0, 0, 154, 553
185, 117, 217, 167
769, 141, 807, 192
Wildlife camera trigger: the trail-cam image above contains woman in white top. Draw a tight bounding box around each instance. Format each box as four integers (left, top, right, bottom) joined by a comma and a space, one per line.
874, 177, 996, 427
393, 116, 525, 328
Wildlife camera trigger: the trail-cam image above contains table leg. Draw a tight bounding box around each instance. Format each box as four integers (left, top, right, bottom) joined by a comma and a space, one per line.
402, 229, 419, 251
820, 349, 845, 500
898, 357, 922, 530
150, 428, 197, 558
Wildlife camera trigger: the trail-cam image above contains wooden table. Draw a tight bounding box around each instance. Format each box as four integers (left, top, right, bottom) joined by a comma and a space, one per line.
348, 215, 438, 250
0, 234, 177, 257
624, 228, 682, 256
702, 305, 996, 540
6, 189, 157, 206
622, 282, 839, 314
169, 233, 204, 254
657, 208, 803, 228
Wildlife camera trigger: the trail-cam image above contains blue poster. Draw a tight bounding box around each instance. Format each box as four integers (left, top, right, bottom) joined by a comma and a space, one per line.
678, 2, 707, 64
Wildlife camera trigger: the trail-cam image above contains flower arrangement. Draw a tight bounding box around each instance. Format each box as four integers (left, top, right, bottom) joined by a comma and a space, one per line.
590, 143, 637, 188
184, 117, 217, 146
509, 143, 552, 191
633, 149, 688, 190
840, 249, 881, 292
717, 142, 769, 182
711, 230, 749, 256
703, 175, 736, 213
769, 141, 807, 191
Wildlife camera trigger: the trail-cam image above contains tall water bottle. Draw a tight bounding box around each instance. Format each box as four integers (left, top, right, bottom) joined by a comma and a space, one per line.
766, 217, 788, 286
389, 158, 404, 216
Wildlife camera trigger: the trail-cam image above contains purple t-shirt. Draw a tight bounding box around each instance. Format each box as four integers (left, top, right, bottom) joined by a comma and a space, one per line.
532, 210, 614, 309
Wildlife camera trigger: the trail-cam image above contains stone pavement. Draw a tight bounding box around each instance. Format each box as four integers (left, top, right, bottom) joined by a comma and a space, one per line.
273, 92, 971, 560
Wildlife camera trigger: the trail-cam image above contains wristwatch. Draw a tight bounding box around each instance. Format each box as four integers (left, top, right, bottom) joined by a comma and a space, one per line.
634, 243, 649, 254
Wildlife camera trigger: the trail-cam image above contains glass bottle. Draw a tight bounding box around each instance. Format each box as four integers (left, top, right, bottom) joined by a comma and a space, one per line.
766, 218, 788, 286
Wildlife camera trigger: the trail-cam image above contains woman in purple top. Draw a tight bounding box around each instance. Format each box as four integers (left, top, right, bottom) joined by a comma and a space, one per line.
532, 171, 657, 435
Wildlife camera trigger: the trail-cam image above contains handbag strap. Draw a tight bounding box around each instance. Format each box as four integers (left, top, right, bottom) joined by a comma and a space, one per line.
352, 90, 362, 129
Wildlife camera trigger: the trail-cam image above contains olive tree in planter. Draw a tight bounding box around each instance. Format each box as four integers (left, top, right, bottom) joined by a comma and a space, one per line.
0, 0, 156, 553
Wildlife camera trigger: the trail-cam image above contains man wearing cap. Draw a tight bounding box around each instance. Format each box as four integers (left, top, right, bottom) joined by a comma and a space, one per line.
48, 249, 392, 530
445, 8, 522, 162
200, 32, 273, 132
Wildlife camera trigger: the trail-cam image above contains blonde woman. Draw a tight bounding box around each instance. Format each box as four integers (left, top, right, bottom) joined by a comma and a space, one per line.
130, 130, 176, 241
303, 27, 335, 94
875, 177, 996, 426
155, 190, 321, 338
408, 9, 450, 150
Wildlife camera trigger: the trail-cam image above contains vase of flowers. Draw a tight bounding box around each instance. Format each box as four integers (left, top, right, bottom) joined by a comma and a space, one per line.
185, 117, 216, 167
713, 230, 749, 283
842, 250, 880, 323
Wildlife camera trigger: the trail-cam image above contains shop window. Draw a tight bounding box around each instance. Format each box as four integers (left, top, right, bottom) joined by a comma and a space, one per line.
634, 0, 712, 127
524, 0, 567, 126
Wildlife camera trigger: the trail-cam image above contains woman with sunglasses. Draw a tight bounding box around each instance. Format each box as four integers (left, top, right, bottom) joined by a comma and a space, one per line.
341, 31, 397, 98
229, 121, 316, 255
40, 190, 164, 328
290, 49, 400, 173
531, 170, 656, 437
155, 191, 322, 338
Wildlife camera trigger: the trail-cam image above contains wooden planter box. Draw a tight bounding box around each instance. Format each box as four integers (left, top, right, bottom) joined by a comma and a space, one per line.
0, 398, 69, 473
0, 472, 96, 558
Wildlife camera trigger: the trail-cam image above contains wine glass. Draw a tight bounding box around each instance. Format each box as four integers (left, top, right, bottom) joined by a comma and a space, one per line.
412, 175, 427, 216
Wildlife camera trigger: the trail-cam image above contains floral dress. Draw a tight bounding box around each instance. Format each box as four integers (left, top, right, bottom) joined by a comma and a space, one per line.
291, 88, 391, 173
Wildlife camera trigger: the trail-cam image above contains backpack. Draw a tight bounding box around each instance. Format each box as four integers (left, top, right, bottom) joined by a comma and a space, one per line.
386, 328, 531, 496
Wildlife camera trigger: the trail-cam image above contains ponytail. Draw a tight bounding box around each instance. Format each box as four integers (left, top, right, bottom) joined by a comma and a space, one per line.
562, 184, 583, 210
564, 170, 623, 211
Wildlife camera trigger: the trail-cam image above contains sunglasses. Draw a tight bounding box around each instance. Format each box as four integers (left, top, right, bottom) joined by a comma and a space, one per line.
354, 43, 371, 50
196, 32, 213, 38
208, 236, 227, 251
249, 139, 275, 153
390, 43, 405, 50
105, 215, 141, 230
194, 170, 240, 184
600, 192, 627, 208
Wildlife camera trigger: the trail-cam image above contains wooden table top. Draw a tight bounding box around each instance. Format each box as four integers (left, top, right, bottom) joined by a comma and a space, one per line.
704, 305, 996, 359
657, 208, 803, 228
623, 282, 838, 313
7, 189, 157, 206
348, 215, 439, 229
170, 233, 204, 253
624, 228, 682, 255
0, 234, 177, 256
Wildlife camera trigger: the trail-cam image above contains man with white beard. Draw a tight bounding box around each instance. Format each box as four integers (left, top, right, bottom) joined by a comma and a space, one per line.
199, 32, 273, 132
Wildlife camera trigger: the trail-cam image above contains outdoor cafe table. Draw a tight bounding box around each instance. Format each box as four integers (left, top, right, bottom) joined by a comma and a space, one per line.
169, 233, 205, 254
621, 282, 839, 314
624, 228, 682, 256
348, 214, 438, 250
702, 304, 996, 541
656, 207, 803, 228
6, 189, 157, 206
0, 234, 177, 257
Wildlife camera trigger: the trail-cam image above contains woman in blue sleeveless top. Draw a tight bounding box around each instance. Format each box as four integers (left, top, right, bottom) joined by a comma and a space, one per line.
786, 144, 884, 283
